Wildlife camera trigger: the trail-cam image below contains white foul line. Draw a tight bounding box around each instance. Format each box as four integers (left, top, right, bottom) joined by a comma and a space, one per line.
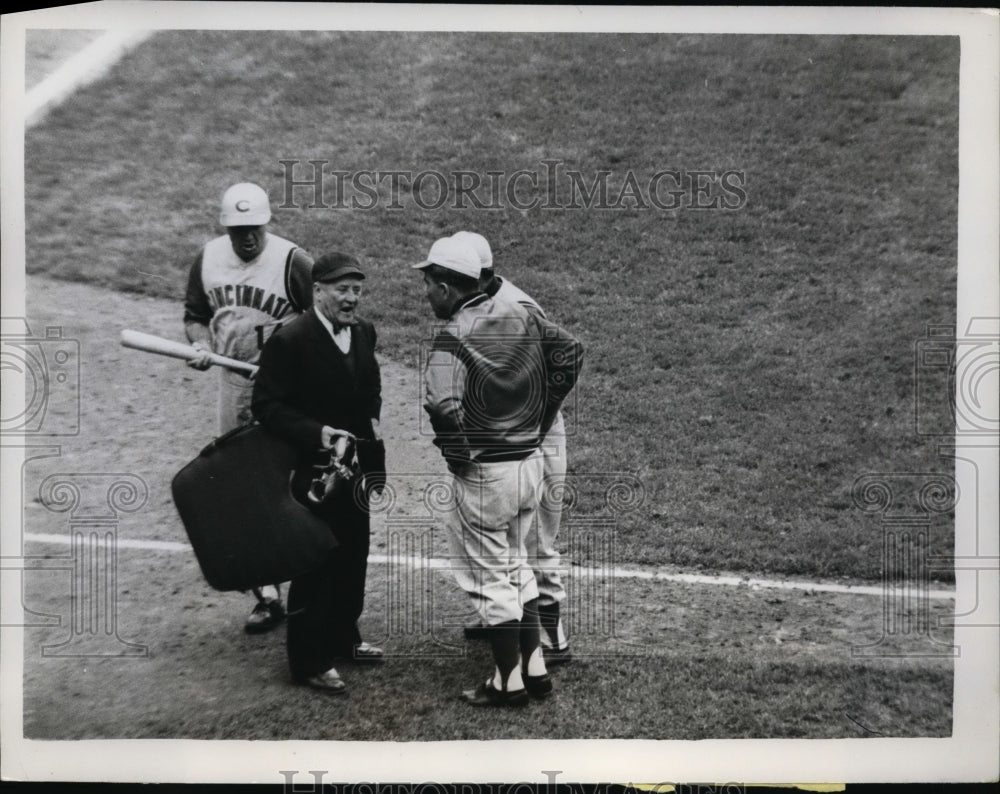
26, 30, 154, 128
22, 532, 956, 600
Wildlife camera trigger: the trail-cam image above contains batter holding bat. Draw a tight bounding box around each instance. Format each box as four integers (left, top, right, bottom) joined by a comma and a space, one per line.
183, 181, 314, 634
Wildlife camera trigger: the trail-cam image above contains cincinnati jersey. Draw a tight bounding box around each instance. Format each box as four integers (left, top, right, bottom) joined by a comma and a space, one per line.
185, 233, 311, 364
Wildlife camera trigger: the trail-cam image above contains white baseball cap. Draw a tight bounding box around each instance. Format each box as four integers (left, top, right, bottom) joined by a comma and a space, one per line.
220, 182, 272, 227
411, 236, 482, 279
452, 231, 493, 270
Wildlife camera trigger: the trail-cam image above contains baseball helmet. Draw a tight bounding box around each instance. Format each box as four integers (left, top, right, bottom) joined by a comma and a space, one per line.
220, 182, 272, 227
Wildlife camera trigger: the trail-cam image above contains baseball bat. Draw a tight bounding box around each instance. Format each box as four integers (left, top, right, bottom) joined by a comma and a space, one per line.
120, 329, 259, 375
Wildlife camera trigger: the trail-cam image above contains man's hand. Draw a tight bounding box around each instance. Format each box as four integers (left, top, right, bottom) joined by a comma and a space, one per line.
186, 340, 213, 371
370, 418, 382, 441
321, 425, 355, 450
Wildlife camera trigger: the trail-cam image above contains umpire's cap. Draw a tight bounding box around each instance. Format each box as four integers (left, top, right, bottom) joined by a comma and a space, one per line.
220, 182, 272, 227
313, 252, 366, 283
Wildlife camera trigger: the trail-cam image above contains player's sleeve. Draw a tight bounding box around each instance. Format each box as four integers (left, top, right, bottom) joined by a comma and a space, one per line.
251, 331, 325, 452
183, 249, 212, 325
423, 330, 471, 466
531, 313, 584, 433
285, 248, 314, 312
520, 301, 547, 322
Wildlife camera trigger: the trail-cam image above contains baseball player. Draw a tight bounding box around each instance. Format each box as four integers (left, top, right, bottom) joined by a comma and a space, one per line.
452, 231, 572, 665
413, 236, 582, 707
183, 181, 314, 633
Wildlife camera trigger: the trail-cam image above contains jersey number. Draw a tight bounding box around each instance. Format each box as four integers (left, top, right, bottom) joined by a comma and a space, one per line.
255, 323, 282, 350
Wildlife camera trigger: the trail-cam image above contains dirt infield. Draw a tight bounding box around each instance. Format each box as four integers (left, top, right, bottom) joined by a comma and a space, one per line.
17, 276, 953, 741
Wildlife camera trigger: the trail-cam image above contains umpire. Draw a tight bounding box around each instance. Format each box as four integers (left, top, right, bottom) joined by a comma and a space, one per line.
251, 252, 384, 694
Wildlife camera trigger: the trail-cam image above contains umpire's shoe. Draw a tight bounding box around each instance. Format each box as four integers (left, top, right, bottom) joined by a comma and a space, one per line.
299, 667, 347, 695
244, 598, 286, 634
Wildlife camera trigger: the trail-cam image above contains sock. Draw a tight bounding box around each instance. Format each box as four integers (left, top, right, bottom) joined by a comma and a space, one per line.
487, 620, 524, 691
520, 600, 548, 676
537, 601, 567, 650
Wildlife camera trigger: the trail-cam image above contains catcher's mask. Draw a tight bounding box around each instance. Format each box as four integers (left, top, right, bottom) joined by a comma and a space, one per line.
307, 436, 358, 504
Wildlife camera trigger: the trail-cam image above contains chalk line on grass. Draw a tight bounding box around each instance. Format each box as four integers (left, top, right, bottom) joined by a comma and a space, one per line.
26, 30, 154, 127
21, 531, 956, 600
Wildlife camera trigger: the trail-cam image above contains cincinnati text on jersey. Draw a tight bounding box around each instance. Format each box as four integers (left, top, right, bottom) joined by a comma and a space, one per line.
205, 283, 297, 319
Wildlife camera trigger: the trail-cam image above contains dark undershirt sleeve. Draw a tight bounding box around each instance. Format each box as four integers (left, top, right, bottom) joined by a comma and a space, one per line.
286, 249, 315, 313
182, 249, 212, 325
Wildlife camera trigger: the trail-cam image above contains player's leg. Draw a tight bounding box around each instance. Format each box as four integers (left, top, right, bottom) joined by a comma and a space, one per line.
533, 413, 570, 662
219, 372, 287, 633
450, 461, 531, 706
514, 453, 552, 698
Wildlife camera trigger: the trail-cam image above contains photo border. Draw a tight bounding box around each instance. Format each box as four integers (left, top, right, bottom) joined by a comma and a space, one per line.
1, 2, 997, 785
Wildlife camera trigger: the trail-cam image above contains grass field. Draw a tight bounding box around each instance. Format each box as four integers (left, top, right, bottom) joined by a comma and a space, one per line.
17, 30, 961, 745
18, 275, 955, 742
24, 32, 959, 582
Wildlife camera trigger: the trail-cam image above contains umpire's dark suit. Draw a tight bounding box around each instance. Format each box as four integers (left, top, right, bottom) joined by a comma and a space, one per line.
251, 307, 381, 681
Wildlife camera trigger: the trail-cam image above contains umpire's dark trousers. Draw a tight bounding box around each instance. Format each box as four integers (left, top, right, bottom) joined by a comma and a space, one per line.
286, 488, 371, 681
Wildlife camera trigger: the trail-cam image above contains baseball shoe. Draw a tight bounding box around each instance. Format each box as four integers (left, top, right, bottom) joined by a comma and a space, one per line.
244, 599, 286, 634
524, 673, 553, 699
461, 680, 529, 707
541, 645, 572, 666
298, 667, 346, 695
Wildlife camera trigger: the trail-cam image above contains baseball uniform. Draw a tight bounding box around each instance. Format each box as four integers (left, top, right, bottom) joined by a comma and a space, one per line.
486, 276, 566, 624
184, 232, 313, 434
417, 235, 583, 705
183, 182, 313, 633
